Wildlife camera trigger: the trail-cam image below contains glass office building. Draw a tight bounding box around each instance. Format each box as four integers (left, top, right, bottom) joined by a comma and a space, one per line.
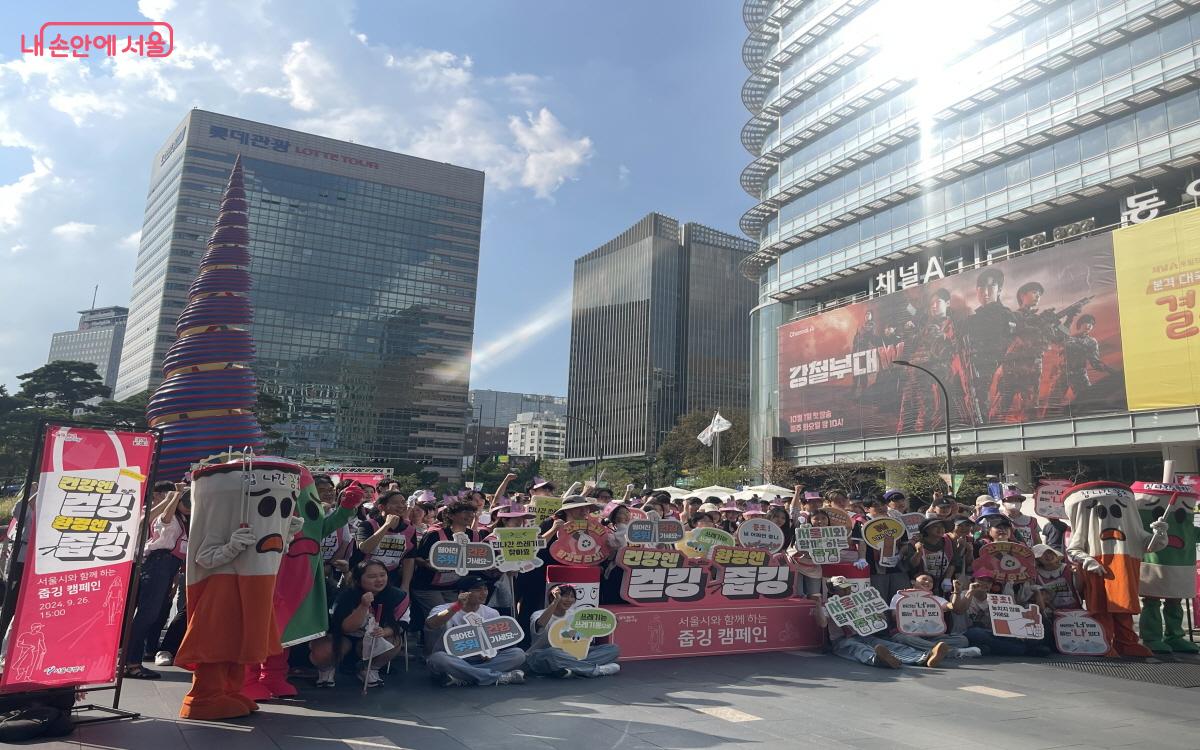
566, 213, 755, 462
742, 0, 1200, 486
47, 306, 128, 391
115, 110, 484, 479
468, 389, 567, 429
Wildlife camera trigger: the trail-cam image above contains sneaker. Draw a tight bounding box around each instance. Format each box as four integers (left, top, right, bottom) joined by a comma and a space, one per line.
357, 668, 384, 688
925, 641, 949, 668
441, 674, 470, 687
594, 663, 621, 677
550, 668, 573, 679
872, 644, 902, 669
154, 651, 174, 667
316, 667, 336, 688
954, 647, 983, 659
496, 669, 525, 685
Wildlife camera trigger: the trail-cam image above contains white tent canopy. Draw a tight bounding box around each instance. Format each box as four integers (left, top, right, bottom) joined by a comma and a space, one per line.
742, 484, 794, 497
690, 485, 738, 500
651, 486, 693, 498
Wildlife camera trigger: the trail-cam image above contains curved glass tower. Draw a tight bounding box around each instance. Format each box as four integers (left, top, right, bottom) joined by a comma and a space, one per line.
742, 0, 1200, 484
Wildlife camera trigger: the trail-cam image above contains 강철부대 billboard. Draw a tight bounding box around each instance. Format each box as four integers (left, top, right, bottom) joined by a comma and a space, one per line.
778, 233, 1125, 442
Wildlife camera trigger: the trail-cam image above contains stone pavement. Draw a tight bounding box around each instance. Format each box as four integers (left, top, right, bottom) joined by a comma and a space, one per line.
33, 651, 1200, 749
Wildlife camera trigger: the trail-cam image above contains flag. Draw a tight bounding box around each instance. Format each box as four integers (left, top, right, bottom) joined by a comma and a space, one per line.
697, 412, 733, 446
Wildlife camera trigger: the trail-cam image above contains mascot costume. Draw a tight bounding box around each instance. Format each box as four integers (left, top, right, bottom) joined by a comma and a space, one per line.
241, 472, 362, 700
1133, 481, 1199, 653
1064, 481, 1168, 657
145, 157, 299, 719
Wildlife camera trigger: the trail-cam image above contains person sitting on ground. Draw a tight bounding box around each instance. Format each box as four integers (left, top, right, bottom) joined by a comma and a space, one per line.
1032, 543, 1081, 613
311, 560, 410, 688
885, 574, 981, 659
525, 585, 620, 678
425, 576, 527, 687
818, 576, 950, 669
959, 572, 1050, 657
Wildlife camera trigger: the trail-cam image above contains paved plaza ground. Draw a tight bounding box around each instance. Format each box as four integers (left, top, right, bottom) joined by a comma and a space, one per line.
32, 649, 1200, 749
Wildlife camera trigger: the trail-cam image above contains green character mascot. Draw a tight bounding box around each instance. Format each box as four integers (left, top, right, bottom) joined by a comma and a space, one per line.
1133, 481, 1199, 653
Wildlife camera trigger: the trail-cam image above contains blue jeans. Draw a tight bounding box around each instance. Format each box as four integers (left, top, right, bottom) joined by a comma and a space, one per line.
125, 551, 182, 663
525, 643, 620, 677
833, 635, 926, 666
888, 632, 969, 656
426, 647, 527, 685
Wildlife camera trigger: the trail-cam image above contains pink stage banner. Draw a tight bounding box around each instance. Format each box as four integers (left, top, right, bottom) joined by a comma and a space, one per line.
0, 425, 155, 693
608, 600, 822, 660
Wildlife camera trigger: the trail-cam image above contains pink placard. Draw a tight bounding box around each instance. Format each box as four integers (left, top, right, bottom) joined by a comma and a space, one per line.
1, 425, 155, 693
608, 600, 822, 660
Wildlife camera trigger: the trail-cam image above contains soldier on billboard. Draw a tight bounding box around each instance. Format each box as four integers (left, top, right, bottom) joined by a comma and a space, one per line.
963, 268, 1014, 424
992, 284, 1092, 422
898, 289, 974, 433
874, 322, 905, 402
1043, 313, 1113, 418
852, 311, 879, 397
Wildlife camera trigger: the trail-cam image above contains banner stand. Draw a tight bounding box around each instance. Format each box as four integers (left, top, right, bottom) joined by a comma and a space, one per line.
0, 420, 163, 726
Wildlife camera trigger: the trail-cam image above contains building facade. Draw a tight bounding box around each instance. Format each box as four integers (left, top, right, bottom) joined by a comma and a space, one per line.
47, 306, 128, 391
468, 389, 567, 428
463, 425, 511, 463
115, 110, 484, 479
741, 0, 1200, 487
566, 213, 756, 463
508, 411, 567, 459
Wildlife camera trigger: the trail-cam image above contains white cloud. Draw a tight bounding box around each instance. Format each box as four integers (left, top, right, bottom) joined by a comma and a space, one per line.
510, 109, 593, 198
0, 156, 55, 230
9, 242, 26, 255
121, 230, 143, 250
51, 221, 97, 240
618, 164, 631, 187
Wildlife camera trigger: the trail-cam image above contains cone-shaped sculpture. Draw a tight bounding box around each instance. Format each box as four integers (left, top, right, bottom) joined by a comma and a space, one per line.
147, 156, 265, 480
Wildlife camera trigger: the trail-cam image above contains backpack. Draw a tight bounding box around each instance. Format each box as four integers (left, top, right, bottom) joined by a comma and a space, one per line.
0, 705, 74, 741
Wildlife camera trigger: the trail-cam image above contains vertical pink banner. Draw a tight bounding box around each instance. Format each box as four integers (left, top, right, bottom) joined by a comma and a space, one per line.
1, 425, 155, 693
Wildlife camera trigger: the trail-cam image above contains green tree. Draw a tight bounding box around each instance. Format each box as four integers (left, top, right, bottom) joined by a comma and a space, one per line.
0, 385, 69, 481
795, 462, 886, 497
17, 361, 111, 411
90, 390, 150, 430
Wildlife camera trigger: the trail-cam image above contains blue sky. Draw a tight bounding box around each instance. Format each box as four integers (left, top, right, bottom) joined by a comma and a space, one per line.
0, 1, 752, 398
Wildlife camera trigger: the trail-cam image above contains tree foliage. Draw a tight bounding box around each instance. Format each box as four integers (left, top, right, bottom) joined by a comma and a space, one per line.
17, 361, 111, 411
656, 410, 749, 482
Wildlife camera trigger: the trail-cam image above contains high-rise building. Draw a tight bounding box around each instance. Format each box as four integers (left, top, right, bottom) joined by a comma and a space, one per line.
508, 411, 567, 459
47, 306, 128, 391
742, 1, 1200, 486
468, 390, 567, 429
566, 213, 755, 463
115, 110, 484, 479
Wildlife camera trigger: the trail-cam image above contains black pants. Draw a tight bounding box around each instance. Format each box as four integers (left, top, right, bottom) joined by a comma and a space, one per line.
124, 550, 181, 663
158, 582, 187, 655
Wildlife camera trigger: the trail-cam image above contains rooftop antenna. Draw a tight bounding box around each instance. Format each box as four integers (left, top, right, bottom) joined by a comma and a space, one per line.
91, 284, 98, 310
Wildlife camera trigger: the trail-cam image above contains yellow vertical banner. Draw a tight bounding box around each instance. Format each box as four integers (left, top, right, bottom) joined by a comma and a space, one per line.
1113, 208, 1200, 410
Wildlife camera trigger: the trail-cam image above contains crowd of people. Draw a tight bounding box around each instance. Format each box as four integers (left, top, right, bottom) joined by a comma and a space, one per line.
123, 472, 1086, 688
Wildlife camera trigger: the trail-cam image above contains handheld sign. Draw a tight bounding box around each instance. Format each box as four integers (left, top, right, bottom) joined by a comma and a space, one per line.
973, 541, 1036, 584
548, 606, 618, 659
1035, 479, 1072, 520
823, 507, 854, 530
736, 517, 787, 553
443, 615, 525, 659
627, 511, 685, 546
1053, 609, 1111, 655
862, 517, 906, 568
532, 496, 563, 526
901, 513, 926, 539
987, 594, 1043, 639
430, 531, 496, 576
893, 589, 947, 636
676, 527, 736, 560
488, 527, 545, 573
549, 519, 611, 565
792, 524, 849, 564
824, 588, 889, 636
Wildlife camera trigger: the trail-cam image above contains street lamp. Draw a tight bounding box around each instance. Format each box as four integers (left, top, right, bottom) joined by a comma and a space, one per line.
892, 360, 954, 489
563, 414, 602, 483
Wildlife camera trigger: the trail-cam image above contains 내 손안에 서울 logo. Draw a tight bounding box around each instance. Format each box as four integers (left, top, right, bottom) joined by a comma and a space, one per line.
21, 22, 174, 58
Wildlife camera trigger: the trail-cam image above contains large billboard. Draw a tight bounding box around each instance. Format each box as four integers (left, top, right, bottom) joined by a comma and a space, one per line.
778, 234, 1126, 442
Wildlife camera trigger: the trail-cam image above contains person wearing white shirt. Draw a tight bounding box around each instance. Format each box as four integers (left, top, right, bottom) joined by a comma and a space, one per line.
425, 576, 526, 687
525, 585, 620, 679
